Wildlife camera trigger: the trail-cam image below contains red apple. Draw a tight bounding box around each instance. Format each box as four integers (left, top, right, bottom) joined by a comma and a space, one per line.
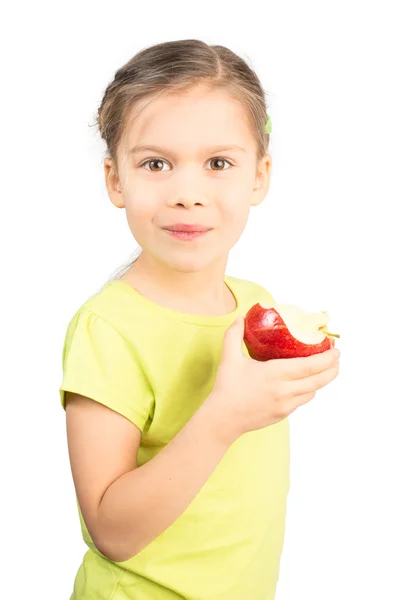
244, 302, 340, 361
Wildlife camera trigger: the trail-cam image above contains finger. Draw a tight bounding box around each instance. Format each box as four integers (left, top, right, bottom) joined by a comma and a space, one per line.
278, 391, 316, 418
276, 349, 340, 381
289, 364, 339, 396
295, 391, 317, 407
221, 317, 245, 363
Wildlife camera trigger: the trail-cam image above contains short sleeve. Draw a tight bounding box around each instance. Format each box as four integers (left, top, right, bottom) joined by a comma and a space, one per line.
59, 308, 154, 432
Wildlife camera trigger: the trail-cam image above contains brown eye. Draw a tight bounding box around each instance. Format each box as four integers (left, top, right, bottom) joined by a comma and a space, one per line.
142, 159, 170, 172
208, 158, 231, 171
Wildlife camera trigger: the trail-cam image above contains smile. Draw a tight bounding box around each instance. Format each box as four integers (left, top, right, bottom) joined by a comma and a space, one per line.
163, 229, 211, 241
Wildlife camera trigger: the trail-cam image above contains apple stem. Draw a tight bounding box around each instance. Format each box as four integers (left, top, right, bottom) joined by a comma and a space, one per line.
320, 329, 341, 339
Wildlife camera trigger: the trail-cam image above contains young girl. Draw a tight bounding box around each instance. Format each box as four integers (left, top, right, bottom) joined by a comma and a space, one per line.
60, 39, 340, 600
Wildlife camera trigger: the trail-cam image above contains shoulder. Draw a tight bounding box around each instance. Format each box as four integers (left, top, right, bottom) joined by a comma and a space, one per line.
225, 274, 276, 306
63, 280, 135, 340
61, 284, 132, 373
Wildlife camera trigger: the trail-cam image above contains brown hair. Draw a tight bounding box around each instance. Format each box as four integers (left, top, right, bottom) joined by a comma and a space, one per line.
94, 39, 272, 280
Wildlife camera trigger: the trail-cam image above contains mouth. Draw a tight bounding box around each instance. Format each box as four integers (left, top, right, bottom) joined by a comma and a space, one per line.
162, 222, 213, 241
163, 229, 211, 241
162, 223, 212, 232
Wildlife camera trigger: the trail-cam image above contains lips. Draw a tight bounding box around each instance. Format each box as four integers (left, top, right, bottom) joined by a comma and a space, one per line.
163, 224, 212, 232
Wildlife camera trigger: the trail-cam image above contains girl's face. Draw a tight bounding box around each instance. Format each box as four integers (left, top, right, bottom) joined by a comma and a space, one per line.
104, 84, 271, 274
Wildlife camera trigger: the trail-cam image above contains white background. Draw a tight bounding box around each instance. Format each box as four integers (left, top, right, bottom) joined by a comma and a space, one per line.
2, 1, 399, 598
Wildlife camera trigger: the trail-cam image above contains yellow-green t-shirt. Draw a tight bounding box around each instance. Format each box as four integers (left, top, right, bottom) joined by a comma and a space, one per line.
59, 274, 290, 600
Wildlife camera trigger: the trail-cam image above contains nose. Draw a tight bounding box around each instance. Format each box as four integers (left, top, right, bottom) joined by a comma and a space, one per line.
167, 168, 209, 208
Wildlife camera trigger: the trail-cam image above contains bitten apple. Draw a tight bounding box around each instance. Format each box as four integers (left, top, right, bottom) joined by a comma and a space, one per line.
244, 302, 340, 361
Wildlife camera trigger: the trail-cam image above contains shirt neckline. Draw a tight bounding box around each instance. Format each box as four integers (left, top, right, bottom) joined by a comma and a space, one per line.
104, 275, 242, 327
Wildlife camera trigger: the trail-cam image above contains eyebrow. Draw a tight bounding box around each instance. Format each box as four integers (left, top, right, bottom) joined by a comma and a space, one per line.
128, 144, 246, 156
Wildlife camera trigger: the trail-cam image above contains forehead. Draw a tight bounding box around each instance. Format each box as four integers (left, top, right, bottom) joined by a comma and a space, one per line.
122, 84, 256, 153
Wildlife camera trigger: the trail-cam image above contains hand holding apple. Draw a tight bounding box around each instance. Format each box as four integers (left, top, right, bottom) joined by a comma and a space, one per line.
207, 317, 340, 443
244, 302, 340, 362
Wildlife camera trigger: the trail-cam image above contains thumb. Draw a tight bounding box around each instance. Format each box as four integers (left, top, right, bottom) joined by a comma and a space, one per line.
221, 316, 245, 362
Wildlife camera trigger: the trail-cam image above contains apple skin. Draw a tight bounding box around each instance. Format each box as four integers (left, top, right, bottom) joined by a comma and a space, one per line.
244, 303, 335, 361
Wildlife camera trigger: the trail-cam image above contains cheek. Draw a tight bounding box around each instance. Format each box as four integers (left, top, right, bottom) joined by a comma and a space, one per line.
123, 196, 156, 245
219, 186, 252, 237
220, 185, 252, 218
124, 183, 158, 221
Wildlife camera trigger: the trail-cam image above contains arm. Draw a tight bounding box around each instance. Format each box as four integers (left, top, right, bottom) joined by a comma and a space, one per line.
65, 391, 235, 563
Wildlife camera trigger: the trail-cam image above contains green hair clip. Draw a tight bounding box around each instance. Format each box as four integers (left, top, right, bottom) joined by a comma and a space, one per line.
265, 114, 272, 134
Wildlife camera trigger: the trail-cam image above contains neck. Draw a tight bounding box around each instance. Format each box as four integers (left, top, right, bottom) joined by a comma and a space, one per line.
122, 251, 234, 314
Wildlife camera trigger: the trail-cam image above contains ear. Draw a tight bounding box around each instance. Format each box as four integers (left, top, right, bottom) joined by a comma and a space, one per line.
104, 158, 125, 208
250, 153, 272, 207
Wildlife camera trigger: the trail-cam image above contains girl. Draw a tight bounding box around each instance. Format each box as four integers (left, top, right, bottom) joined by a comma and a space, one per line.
60, 39, 340, 600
